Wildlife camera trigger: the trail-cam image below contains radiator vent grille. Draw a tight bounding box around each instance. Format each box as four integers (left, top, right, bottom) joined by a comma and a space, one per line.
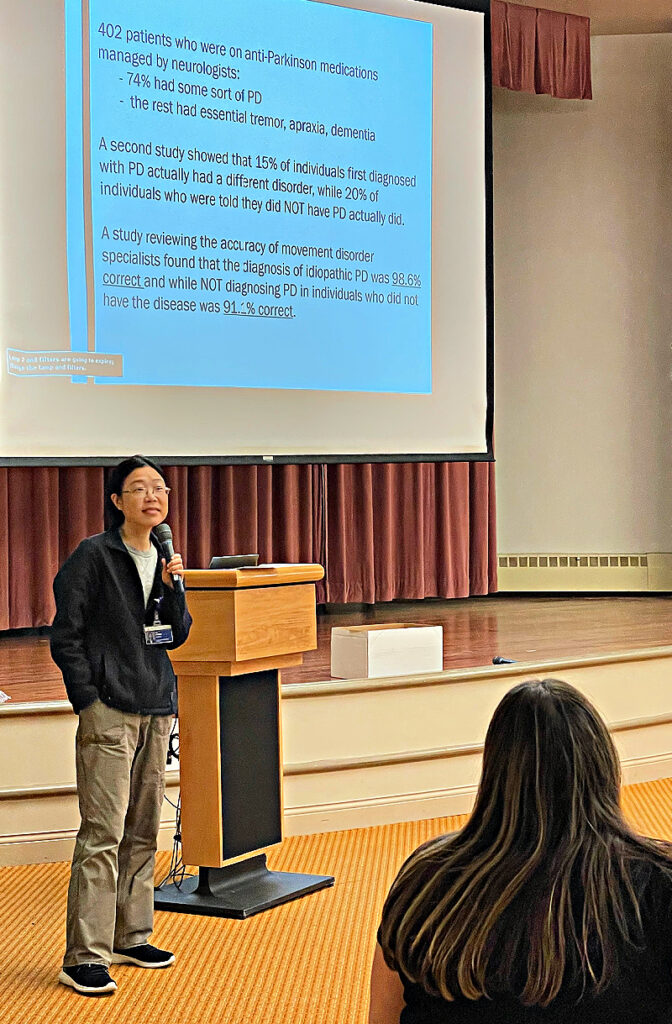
498, 554, 648, 569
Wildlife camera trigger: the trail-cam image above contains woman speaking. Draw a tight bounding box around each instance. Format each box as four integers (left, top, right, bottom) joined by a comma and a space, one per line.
371, 679, 672, 1023
51, 455, 192, 996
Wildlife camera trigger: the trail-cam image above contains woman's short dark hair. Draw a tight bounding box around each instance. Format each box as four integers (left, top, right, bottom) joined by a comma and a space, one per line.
104, 455, 166, 529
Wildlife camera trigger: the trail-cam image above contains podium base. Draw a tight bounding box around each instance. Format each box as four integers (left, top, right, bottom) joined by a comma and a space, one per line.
154, 854, 334, 919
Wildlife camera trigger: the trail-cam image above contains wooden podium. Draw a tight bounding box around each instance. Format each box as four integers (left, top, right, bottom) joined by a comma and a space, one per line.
154, 564, 334, 918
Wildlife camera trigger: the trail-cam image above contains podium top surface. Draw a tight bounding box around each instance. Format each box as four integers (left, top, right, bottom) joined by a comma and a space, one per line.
183, 563, 324, 589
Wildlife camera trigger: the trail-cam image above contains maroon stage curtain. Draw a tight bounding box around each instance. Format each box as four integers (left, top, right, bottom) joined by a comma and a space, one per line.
491, 0, 592, 100
0, 461, 496, 630
164, 463, 325, 590
0, 467, 105, 630
324, 462, 496, 604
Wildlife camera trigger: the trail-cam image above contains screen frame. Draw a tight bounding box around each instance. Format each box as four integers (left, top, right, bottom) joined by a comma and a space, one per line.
2, 0, 493, 467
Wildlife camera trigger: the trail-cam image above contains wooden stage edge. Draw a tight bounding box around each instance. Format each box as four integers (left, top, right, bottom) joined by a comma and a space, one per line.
4, 595, 672, 865
3, 594, 672, 707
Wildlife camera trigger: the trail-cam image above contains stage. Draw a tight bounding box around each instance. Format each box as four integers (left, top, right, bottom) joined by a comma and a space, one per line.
3, 594, 672, 864
3, 594, 672, 704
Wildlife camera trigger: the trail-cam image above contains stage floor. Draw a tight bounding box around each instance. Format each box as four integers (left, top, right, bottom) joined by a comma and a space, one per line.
3, 594, 672, 705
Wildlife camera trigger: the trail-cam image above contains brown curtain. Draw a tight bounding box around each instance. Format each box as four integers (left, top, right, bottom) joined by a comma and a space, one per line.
0, 461, 496, 630
491, 0, 592, 100
0, 467, 105, 630
164, 463, 325, 594
324, 462, 496, 603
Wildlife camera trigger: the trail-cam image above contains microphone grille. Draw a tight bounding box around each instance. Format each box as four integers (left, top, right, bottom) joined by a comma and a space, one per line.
154, 523, 173, 543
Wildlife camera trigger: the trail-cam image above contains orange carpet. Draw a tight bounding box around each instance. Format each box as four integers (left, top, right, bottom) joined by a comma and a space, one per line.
2, 777, 672, 1024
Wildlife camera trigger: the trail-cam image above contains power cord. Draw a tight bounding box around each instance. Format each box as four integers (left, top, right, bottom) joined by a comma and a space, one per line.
155, 718, 196, 891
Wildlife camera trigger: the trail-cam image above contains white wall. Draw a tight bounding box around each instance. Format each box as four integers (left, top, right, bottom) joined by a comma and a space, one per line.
494, 34, 672, 554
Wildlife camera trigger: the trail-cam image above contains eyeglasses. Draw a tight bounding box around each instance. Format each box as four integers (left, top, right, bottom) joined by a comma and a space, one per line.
121, 485, 171, 498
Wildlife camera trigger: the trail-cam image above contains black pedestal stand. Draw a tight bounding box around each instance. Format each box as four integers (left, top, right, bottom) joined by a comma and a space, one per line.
155, 854, 334, 919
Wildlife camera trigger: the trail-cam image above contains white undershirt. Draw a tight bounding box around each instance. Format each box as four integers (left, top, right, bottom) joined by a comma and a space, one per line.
123, 541, 159, 608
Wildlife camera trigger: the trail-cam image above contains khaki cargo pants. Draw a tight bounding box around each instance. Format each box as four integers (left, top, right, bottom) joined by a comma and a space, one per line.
63, 699, 172, 967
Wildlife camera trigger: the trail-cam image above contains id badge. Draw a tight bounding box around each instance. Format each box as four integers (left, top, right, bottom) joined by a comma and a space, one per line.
144, 624, 174, 646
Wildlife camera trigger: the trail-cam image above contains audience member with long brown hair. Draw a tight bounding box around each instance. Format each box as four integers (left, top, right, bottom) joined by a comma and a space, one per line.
370, 679, 672, 1023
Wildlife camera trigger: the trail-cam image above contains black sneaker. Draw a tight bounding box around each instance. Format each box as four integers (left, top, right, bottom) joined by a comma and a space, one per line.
59, 963, 117, 995
111, 943, 175, 968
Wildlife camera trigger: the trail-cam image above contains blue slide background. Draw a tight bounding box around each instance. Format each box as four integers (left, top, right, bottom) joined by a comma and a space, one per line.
67, 0, 432, 392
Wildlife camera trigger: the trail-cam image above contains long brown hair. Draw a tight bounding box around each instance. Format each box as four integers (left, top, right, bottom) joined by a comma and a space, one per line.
379, 678, 672, 1006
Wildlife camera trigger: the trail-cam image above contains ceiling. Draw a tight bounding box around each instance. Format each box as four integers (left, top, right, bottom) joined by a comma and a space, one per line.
511, 0, 672, 34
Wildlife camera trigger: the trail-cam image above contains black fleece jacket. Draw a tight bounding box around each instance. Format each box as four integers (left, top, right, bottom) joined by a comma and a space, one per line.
50, 527, 192, 715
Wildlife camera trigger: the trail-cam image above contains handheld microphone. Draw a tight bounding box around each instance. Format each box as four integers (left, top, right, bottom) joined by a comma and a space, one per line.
154, 523, 185, 596
492, 656, 517, 665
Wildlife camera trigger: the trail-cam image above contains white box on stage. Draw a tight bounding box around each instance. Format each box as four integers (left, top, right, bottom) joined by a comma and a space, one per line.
330, 623, 444, 679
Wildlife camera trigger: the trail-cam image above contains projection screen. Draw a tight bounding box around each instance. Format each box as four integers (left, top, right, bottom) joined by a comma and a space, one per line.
0, 0, 492, 463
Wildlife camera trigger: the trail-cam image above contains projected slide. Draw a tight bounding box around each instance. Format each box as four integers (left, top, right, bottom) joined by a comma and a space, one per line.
2, 0, 489, 463
46, 0, 433, 392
